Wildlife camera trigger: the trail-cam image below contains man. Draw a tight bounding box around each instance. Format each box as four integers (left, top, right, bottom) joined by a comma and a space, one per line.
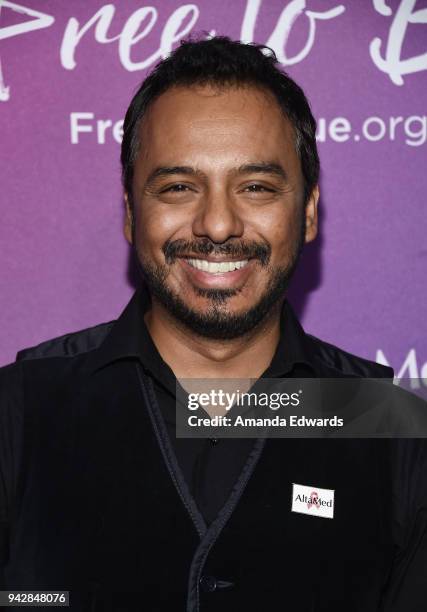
1, 36, 426, 611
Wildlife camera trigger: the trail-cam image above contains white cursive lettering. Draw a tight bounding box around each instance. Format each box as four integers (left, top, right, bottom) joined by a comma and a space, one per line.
370, 0, 427, 85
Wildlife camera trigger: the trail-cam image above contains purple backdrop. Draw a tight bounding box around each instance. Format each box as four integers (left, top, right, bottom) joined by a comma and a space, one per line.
1, 0, 426, 383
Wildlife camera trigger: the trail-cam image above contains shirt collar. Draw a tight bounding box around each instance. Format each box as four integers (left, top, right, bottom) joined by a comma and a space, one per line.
86, 285, 317, 379
262, 300, 316, 377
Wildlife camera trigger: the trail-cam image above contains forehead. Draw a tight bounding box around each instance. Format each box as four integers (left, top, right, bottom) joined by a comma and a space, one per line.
136, 84, 299, 171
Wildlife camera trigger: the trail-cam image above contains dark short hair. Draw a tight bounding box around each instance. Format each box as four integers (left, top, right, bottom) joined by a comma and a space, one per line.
121, 35, 319, 205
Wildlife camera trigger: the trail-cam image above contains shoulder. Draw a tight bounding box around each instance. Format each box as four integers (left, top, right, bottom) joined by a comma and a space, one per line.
0, 319, 117, 462
15, 320, 115, 362
0, 320, 116, 400
306, 333, 394, 378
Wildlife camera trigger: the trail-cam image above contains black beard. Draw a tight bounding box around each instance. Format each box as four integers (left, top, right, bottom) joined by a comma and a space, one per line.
134, 232, 304, 340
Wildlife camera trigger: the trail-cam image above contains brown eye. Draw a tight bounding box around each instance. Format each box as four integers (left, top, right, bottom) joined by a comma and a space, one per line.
163, 184, 191, 193
244, 184, 275, 193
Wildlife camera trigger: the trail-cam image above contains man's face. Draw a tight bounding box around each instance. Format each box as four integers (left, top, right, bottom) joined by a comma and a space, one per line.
125, 84, 318, 339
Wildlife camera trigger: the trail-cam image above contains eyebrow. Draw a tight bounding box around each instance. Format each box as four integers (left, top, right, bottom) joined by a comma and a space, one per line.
145, 166, 205, 189
144, 161, 287, 189
235, 162, 287, 181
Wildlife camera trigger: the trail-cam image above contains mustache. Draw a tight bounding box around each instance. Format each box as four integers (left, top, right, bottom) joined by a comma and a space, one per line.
162, 238, 271, 266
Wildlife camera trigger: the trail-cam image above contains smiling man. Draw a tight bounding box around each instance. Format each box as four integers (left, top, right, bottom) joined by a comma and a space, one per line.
124, 78, 317, 380
1, 36, 427, 612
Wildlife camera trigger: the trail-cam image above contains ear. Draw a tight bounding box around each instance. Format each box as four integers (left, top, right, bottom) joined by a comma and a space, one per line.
124, 193, 133, 245
304, 185, 319, 244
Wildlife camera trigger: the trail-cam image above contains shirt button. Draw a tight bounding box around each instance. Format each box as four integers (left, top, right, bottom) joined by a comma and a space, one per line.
209, 438, 219, 445
200, 575, 217, 592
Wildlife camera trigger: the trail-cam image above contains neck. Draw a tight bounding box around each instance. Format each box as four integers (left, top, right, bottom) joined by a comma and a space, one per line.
144, 297, 284, 380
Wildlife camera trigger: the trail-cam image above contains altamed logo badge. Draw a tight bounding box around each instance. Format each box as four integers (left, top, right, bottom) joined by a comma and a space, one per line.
291, 483, 335, 519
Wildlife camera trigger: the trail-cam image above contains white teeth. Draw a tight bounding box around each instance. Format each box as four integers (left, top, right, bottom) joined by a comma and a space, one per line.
187, 259, 249, 274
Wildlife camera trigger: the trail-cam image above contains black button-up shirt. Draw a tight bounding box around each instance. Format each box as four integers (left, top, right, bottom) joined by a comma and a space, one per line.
118, 287, 315, 524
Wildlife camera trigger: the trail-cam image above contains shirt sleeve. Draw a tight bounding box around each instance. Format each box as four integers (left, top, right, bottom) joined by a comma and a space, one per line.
381, 437, 427, 611
0, 362, 24, 588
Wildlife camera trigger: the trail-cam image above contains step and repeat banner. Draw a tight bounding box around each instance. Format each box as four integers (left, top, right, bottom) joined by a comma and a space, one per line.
1, 0, 426, 382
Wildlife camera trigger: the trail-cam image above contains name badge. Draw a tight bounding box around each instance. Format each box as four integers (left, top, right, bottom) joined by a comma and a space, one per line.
291, 483, 334, 519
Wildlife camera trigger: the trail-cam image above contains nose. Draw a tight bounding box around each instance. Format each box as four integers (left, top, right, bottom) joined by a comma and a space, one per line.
191, 187, 244, 243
